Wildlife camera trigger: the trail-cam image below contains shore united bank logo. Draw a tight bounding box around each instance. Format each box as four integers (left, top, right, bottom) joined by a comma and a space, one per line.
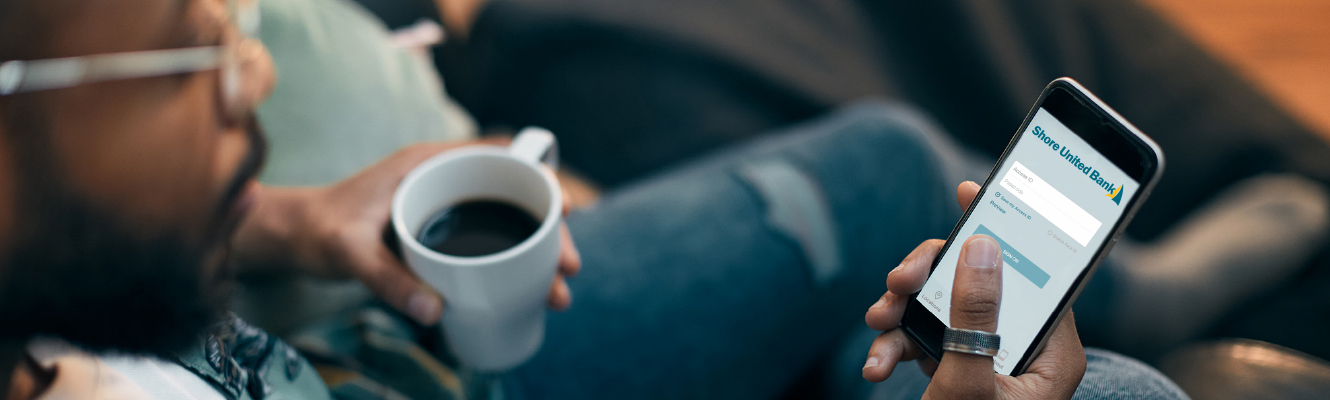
1087, 163, 1124, 205
1031, 125, 1125, 205
1105, 185, 1123, 205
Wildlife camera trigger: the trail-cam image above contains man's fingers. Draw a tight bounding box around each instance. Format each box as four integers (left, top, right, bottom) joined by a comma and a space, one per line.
862, 329, 926, 382
956, 181, 981, 211
547, 276, 572, 311
926, 234, 1003, 399
886, 239, 945, 295
558, 223, 581, 276
562, 187, 574, 215
358, 245, 443, 326
867, 239, 945, 331
865, 292, 906, 331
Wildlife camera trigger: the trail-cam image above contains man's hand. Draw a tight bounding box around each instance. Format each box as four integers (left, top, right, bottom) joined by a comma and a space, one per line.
434, 0, 490, 39
861, 181, 1086, 399
232, 139, 582, 326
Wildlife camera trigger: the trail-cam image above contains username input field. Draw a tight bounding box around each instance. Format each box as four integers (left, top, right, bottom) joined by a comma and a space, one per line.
998, 161, 1102, 246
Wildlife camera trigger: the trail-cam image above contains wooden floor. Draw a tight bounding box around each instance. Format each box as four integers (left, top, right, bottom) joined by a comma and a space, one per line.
1142, 0, 1330, 141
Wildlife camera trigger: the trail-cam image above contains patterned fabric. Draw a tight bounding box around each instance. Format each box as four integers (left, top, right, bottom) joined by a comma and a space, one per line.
281, 305, 499, 400
172, 314, 332, 400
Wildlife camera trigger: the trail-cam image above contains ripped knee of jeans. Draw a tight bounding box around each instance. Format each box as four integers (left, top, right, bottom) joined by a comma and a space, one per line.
737, 160, 843, 288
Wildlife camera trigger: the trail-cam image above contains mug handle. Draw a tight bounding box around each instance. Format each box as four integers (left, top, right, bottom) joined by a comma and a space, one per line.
510, 127, 559, 170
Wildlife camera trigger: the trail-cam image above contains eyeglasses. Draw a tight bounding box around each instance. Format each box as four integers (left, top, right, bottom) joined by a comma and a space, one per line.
0, 0, 260, 117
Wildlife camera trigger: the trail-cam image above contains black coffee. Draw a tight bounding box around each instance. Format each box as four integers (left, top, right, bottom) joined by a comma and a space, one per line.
416, 200, 541, 257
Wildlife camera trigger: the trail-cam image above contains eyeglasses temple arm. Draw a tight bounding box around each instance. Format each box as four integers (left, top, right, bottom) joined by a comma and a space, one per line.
1, 46, 223, 96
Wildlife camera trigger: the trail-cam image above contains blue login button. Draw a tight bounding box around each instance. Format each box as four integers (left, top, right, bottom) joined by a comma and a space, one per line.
973, 225, 1049, 288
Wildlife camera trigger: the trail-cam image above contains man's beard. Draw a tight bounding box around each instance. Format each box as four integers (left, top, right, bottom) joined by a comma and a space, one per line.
0, 117, 267, 357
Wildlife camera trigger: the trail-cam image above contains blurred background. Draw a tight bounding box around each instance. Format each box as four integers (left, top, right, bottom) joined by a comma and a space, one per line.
1147, 0, 1330, 141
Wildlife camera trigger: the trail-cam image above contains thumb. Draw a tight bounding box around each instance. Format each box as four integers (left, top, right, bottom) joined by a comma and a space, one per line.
356, 245, 444, 326
950, 234, 1002, 333
926, 234, 1003, 400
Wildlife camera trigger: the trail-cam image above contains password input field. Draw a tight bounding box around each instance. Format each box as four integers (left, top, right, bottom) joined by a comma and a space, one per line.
998, 161, 1102, 246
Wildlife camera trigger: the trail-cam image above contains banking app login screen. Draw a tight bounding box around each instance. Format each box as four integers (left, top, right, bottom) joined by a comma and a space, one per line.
917, 108, 1138, 375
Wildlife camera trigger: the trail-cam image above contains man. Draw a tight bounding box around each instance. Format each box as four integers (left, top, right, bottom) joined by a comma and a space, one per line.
0, 0, 576, 396
0, 0, 1188, 398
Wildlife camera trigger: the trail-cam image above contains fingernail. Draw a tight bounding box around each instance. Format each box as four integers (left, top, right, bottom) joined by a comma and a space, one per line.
871, 297, 886, 309
888, 262, 903, 277
408, 292, 441, 325
863, 356, 880, 370
964, 236, 999, 269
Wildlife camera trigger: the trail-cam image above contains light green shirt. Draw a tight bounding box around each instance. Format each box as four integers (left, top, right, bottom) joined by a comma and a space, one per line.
255, 0, 477, 186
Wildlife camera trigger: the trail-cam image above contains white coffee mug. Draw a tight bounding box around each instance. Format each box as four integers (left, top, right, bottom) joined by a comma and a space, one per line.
391, 128, 562, 372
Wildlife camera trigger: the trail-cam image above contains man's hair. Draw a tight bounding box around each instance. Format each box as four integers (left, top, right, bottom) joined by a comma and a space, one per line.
0, 0, 55, 135
0, 0, 64, 62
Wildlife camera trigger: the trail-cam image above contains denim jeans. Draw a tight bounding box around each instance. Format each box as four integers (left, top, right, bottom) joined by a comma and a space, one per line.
510, 101, 1186, 399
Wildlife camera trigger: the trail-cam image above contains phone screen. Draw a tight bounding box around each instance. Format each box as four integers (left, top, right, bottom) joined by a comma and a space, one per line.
916, 106, 1139, 375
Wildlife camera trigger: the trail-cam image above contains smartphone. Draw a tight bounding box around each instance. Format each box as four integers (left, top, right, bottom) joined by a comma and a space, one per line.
900, 78, 1164, 376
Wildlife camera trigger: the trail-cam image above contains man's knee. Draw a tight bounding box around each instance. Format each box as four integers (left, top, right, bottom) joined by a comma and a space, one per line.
737, 160, 843, 288
819, 99, 940, 147
809, 99, 971, 182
